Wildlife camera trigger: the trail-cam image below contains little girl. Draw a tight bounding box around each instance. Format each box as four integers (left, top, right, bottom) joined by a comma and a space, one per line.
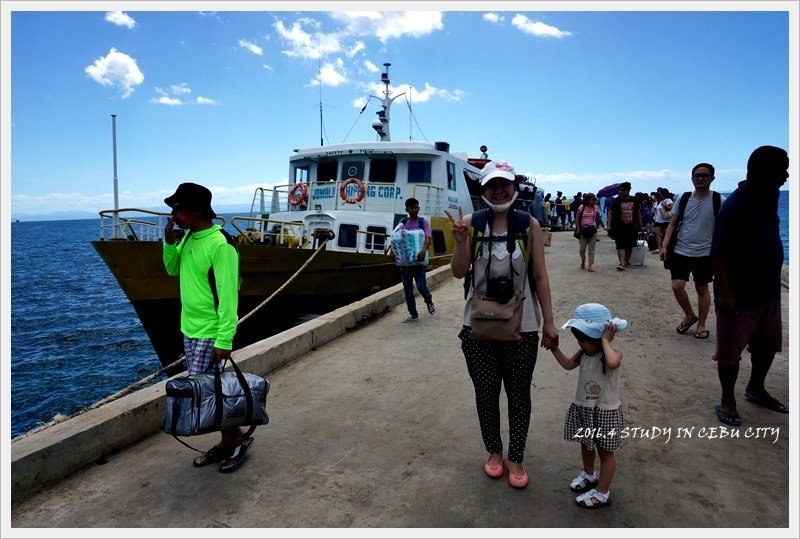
549, 303, 627, 509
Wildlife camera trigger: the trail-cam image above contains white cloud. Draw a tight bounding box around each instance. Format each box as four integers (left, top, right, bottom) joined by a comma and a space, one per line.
150, 96, 183, 106
238, 39, 263, 56
511, 14, 572, 38
353, 81, 463, 109
170, 83, 191, 95
483, 13, 504, 24
84, 48, 144, 98
347, 41, 365, 57
196, 96, 216, 105
311, 58, 348, 87
262, 63, 274, 71
273, 19, 342, 59
330, 11, 444, 44
364, 60, 378, 73
104, 11, 136, 29
151, 87, 183, 105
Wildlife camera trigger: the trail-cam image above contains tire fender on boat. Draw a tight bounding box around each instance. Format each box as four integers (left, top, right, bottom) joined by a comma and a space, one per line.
288, 183, 308, 206
339, 178, 366, 204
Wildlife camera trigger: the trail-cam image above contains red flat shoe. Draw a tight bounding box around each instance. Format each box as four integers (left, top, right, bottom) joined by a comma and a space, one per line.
484, 456, 504, 479
508, 465, 528, 489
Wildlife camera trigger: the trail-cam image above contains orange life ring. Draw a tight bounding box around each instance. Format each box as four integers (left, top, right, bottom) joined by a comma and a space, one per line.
339, 178, 366, 204
288, 183, 308, 206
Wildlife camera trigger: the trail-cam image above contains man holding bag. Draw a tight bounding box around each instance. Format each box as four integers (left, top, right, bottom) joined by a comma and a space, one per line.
445, 160, 558, 490
163, 182, 252, 473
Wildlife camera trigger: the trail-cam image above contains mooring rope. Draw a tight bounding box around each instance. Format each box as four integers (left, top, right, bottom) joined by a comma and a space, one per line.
13, 237, 333, 441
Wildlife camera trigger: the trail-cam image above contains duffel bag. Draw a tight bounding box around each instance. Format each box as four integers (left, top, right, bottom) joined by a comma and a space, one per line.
164, 357, 269, 439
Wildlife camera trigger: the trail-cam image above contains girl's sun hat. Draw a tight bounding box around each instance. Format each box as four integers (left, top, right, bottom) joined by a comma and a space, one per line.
560, 303, 627, 339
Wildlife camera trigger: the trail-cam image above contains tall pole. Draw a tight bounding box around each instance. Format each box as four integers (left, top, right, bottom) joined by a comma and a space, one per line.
111, 114, 121, 239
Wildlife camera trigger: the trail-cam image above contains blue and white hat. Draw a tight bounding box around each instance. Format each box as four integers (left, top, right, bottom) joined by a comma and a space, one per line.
560, 303, 628, 339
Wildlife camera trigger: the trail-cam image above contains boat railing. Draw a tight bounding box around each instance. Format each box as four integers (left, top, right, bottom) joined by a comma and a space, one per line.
98, 208, 227, 241
230, 216, 306, 247
356, 229, 389, 254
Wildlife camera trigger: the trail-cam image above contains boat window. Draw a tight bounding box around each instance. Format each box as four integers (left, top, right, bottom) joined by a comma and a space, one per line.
318, 160, 338, 182
464, 169, 482, 197
447, 161, 457, 191
342, 160, 365, 181
431, 229, 447, 255
368, 159, 397, 183
294, 165, 310, 184
407, 160, 432, 184
337, 223, 359, 249
365, 226, 387, 251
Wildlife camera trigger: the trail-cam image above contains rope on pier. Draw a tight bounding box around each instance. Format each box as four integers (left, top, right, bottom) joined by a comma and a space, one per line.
14, 237, 333, 441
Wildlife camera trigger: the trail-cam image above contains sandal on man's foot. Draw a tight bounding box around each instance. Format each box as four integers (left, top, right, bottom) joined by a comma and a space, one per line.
219, 437, 254, 473
744, 392, 789, 414
575, 488, 611, 509
676, 315, 699, 334
715, 404, 741, 427
193, 445, 228, 467
569, 470, 598, 493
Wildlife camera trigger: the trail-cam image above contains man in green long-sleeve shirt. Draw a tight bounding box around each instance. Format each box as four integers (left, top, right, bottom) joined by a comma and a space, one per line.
163, 182, 252, 472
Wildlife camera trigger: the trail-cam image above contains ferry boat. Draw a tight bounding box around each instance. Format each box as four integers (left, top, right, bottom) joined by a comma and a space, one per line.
92, 64, 536, 370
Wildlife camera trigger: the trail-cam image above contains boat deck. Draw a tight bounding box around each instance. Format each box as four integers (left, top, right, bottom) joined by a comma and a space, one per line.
8, 231, 791, 530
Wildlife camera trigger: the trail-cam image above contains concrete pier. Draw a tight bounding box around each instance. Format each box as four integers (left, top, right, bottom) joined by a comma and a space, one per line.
8, 230, 793, 530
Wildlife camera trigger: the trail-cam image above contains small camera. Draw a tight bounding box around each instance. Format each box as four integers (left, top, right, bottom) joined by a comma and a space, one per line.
486, 276, 514, 304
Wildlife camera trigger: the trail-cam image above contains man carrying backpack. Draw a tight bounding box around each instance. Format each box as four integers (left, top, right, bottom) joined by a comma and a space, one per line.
659, 164, 725, 340
163, 182, 252, 473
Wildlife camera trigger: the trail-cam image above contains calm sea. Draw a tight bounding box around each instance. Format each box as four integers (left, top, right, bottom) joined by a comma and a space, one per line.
9, 191, 791, 438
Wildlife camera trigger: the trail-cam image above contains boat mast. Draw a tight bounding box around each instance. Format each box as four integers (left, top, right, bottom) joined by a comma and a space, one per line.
372, 62, 404, 142
111, 114, 121, 239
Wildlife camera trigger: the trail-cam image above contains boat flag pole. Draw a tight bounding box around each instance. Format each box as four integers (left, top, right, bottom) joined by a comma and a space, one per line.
111, 114, 121, 239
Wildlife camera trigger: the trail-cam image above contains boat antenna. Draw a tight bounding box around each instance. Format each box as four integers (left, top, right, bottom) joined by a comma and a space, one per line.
371, 62, 404, 142
317, 37, 323, 146
408, 85, 412, 141
110, 114, 121, 239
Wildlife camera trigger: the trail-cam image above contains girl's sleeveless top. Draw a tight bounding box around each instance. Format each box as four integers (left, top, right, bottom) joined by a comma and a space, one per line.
462, 226, 542, 332
573, 352, 622, 410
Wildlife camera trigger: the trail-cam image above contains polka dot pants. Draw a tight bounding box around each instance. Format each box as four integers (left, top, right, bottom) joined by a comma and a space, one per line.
459, 327, 539, 463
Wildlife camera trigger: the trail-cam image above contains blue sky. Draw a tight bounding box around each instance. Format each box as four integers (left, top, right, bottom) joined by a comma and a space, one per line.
3, 3, 797, 219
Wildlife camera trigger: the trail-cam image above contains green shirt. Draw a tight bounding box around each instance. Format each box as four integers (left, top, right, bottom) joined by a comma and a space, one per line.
163, 225, 239, 350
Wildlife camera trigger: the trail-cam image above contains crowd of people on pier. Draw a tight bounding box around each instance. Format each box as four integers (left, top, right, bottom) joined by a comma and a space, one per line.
160, 145, 788, 512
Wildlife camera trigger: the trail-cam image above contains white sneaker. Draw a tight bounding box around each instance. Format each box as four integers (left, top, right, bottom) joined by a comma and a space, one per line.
403, 316, 419, 323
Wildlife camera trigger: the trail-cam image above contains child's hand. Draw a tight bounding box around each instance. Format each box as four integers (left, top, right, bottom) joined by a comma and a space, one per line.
602, 322, 617, 342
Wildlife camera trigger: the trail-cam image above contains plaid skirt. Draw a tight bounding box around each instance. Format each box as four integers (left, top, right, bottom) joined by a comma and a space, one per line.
564, 403, 624, 452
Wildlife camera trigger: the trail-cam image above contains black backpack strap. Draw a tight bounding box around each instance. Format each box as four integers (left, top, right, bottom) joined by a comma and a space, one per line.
207, 228, 241, 311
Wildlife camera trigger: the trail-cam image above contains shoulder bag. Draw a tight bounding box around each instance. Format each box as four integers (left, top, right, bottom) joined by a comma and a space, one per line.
468, 226, 532, 342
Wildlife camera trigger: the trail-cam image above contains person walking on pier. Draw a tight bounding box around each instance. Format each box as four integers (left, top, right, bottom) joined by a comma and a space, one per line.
605, 182, 642, 270
389, 197, 435, 322
659, 164, 724, 340
549, 303, 627, 509
163, 182, 252, 473
711, 146, 789, 426
574, 192, 604, 272
445, 160, 558, 490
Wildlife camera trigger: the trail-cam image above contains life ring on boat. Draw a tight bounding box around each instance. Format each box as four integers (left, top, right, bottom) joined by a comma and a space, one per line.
339, 178, 366, 204
288, 183, 308, 206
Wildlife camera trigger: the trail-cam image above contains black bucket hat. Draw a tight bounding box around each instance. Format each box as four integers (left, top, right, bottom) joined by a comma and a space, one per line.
164, 182, 217, 219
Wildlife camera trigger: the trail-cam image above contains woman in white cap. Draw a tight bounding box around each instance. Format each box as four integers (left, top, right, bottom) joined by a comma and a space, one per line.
549, 303, 627, 508
445, 160, 558, 490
